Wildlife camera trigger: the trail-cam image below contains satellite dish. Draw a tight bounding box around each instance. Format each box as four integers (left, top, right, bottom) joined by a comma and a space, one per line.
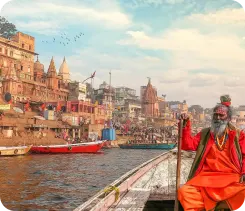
4, 92, 11, 103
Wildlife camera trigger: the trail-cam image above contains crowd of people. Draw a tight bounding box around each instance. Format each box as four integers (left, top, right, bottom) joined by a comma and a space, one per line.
120, 125, 178, 144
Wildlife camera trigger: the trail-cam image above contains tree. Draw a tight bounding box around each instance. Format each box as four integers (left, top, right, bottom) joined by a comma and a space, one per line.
0, 16, 17, 39
188, 105, 204, 113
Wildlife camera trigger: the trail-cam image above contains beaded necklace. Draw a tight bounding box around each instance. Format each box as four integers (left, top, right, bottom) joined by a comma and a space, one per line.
214, 128, 229, 151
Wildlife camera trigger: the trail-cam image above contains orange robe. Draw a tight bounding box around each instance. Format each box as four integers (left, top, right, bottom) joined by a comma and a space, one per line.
178, 138, 245, 211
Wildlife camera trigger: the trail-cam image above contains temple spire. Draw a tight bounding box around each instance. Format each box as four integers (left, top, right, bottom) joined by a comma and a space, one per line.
47, 56, 57, 76
147, 77, 151, 84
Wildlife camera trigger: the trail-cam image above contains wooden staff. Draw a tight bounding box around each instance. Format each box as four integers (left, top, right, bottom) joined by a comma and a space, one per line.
174, 118, 183, 211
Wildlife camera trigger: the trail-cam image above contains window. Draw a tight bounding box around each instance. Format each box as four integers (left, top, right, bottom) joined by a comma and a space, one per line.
0, 48, 2, 53
10, 51, 13, 57
29, 45, 32, 50
22, 43, 25, 48
21, 66, 23, 71
5, 49, 7, 55
28, 66, 30, 73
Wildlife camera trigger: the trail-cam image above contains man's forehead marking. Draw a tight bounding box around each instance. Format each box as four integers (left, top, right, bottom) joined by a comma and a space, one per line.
214, 106, 228, 114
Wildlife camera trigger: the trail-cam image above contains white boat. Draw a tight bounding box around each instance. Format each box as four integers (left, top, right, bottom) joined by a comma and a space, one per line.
0, 145, 32, 156
74, 150, 229, 210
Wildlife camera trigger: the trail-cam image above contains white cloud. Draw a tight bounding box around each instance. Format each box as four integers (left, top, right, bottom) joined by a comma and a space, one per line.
1, 0, 131, 34
224, 76, 245, 87
116, 7, 245, 107
189, 74, 219, 87
15, 21, 61, 35
165, 0, 184, 4
127, 0, 183, 7
159, 70, 188, 84
119, 29, 245, 65
187, 8, 245, 26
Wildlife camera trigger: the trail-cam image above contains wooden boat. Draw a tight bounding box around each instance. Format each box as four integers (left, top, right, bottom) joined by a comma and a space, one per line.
74, 149, 229, 211
31, 141, 104, 154
74, 149, 232, 211
0, 145, 32, 156
118, 143, 176, 150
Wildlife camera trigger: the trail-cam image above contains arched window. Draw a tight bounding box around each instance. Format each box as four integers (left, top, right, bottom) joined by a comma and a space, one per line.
17, 85, 22, 94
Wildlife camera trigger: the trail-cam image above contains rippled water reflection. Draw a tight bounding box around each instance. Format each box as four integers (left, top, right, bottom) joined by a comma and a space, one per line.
0, 149, 164, 211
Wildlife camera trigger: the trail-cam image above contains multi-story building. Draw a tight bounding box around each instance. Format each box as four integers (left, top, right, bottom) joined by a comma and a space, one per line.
115, 86, 138, 102
0, 31, 70, 103
114, 86, 141, 118
68, 81, 87, 101
94, 81, 115, 119
114, 99, 141, 119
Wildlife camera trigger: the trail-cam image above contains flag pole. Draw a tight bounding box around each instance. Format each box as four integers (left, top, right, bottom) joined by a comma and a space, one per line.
174, 118, 183, 211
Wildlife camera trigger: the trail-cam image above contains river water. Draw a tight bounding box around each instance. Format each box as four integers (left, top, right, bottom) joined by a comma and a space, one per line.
0, 149, 164, 211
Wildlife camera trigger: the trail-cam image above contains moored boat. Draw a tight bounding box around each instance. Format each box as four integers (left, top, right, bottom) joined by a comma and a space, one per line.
118, 143, 176, 150
0, 145, 32, 156
31, 141, 104, 154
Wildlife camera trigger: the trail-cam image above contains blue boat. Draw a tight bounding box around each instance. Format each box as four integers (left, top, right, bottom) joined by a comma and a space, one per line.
118, 143, 176, 150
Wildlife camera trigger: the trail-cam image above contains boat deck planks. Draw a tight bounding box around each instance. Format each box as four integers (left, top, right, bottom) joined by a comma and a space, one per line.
74, 150, 195, 211
108, 151, 194, 210
109, 188, 151, 211
131, 151, 193, 201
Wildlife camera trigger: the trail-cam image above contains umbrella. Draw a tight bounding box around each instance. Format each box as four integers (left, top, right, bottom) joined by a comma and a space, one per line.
4, 92, 11, 103
34, 116, 45, 120
13, 107, 24, 114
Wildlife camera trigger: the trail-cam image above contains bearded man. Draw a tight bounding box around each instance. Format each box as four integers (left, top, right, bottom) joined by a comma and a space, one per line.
178, 95, 245, 211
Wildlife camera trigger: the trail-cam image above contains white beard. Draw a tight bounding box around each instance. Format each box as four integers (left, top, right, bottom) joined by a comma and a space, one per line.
211, 120, 228, 137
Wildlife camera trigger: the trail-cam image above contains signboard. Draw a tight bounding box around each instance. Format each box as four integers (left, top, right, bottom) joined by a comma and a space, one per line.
79, 83, 86, 94
78, 93, 86, 101
0, 104, 10, 110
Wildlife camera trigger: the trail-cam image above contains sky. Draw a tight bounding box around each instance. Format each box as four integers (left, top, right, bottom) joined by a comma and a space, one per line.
1, 0, 245, 108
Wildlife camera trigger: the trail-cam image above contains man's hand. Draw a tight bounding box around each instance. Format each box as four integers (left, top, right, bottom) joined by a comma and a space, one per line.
179, 113, 189, 120
179, 113, 189, 127
240, 175, 245, 184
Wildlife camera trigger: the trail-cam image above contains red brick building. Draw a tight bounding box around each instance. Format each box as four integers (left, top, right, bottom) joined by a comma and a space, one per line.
0, 32, 69, 103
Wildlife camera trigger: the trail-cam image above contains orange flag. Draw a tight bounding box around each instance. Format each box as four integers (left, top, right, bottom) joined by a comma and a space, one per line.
41, 103, 46, 111
25, 102, 30, 110
57, 102, 61, 112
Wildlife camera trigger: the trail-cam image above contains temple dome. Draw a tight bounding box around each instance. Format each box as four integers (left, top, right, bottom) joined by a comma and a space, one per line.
58, 57, 70, 82
34, 56, 44, 72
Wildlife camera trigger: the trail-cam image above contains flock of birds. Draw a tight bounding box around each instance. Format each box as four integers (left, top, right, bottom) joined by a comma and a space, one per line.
0, 0, 84, 46
41, 32, 85, 46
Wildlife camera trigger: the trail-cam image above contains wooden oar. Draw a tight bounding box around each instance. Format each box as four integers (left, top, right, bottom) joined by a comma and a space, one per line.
174, 118, 183, 211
